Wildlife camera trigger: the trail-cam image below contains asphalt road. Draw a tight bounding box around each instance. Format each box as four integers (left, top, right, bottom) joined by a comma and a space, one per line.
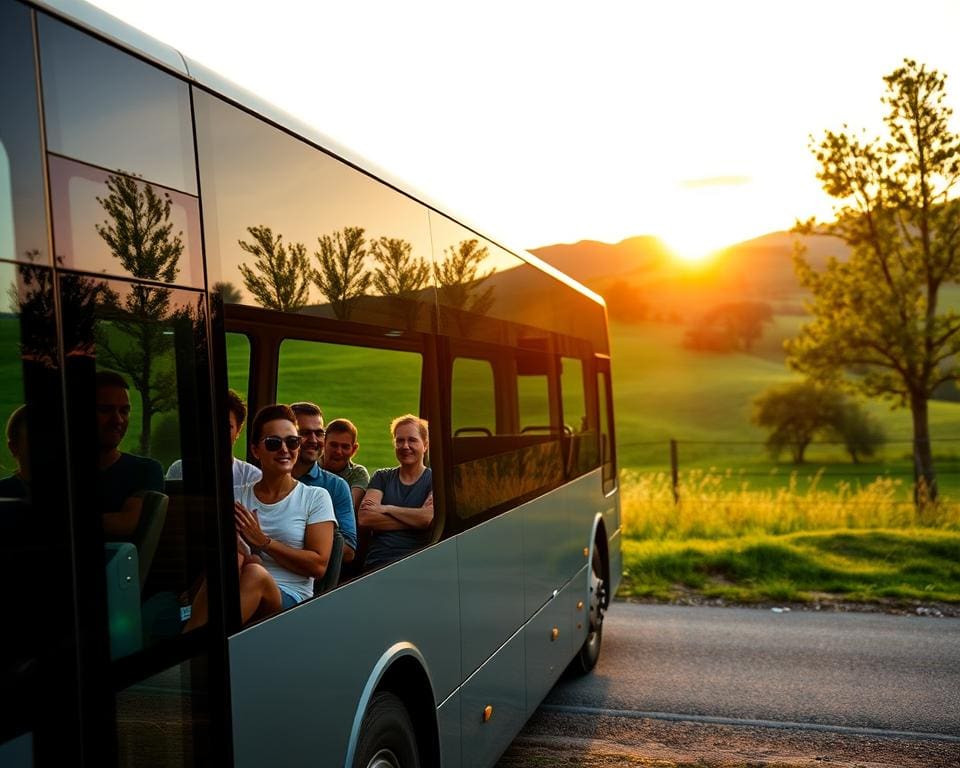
544, 602, 960, 736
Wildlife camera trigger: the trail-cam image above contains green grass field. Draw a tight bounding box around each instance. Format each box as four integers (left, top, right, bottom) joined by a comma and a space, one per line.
619, 528, 960, 606
609, 319, 960, 500
227, 334, 423, 472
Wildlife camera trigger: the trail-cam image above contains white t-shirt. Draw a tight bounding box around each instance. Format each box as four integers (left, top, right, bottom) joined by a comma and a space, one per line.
166, 457, 262, 486
234, 482, 336, 602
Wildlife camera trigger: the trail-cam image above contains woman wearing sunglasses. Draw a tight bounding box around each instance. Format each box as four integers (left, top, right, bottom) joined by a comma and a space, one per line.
232, 404, 337, 622
184, 404, 337, 632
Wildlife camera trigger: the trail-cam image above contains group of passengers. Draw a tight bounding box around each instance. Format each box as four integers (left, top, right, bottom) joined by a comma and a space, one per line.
182, 395, 433, 627
0, 371, 432, 629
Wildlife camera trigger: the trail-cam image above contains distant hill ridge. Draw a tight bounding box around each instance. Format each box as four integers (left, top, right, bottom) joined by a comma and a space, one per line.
530, 231, 850, 314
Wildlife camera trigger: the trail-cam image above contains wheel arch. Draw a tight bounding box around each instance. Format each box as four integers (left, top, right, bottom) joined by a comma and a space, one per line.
344, 642, 440, 768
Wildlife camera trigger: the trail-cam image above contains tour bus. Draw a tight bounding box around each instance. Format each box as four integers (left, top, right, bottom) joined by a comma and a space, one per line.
0, 0, 621, 765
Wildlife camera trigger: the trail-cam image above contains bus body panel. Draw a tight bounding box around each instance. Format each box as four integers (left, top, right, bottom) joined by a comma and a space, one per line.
522, 471, 605, 619
457, 509, 524, 678
437, 692, 462, 768
459, 629, 526, 768
228, 540, 459, 767
569, 562, 591, 650
523, 578, 575, 718
565, 469, 606, 560
522, 485, 571, 619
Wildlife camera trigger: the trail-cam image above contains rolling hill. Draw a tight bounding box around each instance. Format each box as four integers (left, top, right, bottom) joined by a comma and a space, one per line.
530, 231, 850, 318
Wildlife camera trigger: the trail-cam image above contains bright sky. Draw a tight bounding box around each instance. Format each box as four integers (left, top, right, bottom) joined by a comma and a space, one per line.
86, 0, 960, 262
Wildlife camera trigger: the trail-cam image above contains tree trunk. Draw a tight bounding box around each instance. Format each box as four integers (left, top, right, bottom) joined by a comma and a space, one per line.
910, 393, 937, 505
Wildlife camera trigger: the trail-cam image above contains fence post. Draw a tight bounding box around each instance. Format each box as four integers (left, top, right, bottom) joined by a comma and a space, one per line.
670, 438, 679, 504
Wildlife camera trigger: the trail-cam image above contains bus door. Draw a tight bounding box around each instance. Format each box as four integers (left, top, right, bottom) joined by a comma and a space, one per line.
11, 9, 237, 764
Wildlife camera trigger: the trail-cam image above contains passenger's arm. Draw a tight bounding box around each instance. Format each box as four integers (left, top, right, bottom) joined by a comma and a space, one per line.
350, 486, 365, 512
102, 495, 143, 538
261, 520, 333, 579
359, 489, 433, 530
234, 501, 331, 579
342, 542, 356, 562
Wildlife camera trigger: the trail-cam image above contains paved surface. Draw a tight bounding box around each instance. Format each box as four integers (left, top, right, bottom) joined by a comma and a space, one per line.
545, 602, 960, 735
497, 602, 960, 767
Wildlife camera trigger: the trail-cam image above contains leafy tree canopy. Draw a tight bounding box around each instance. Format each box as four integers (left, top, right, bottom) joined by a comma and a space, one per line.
789, 59, 960, 499
314, 226, 371, 320
237, 225, 311, 312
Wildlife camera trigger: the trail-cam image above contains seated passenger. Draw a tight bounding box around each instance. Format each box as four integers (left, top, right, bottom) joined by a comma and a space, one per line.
0, 405, 30, 499
358, 414, 433, 570
321, 417, 370, 512
95, 371, 164, 538
291, 402, 358, 563
185, 404, 336, 630
166, 388, 261, 486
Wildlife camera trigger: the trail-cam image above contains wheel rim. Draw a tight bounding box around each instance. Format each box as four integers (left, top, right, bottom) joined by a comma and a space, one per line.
365, 748, 401, 768
587, 556, 606, 642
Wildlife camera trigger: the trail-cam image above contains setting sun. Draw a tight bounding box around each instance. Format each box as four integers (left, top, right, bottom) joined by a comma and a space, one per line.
654, 178, 778, 266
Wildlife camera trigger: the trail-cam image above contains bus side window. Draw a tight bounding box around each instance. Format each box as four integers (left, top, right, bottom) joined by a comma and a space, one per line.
450, 346, 565, 523
276, 337, 425, 578
598, 367, 617, 494
561, 355, 600, 477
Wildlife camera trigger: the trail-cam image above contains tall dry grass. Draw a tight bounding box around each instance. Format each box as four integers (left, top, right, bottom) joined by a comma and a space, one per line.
620, 468, 960, 539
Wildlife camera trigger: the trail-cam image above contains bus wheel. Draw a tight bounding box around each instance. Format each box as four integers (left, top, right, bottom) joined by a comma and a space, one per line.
569, 547, 607, 675
353, 691, 421, 768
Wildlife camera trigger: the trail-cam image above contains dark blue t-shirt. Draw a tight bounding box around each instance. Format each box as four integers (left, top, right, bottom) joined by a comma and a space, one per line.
364, 467, 432, 569
97, 452, 164, 517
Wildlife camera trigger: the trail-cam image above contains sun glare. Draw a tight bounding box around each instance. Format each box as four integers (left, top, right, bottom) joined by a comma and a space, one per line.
654, 178, 783, 267
661, 232, 723, 266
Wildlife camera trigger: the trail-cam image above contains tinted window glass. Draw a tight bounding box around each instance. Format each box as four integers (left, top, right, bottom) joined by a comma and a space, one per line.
429, 212, 608, 352
49, 156, 204, 286
562, 356, 599, 477
1, 3, 48, 265
115, 657, 212, 766
451, 357, 496, 437
430, 214, 519, 344
58, 274, 216, 658
598, 367, 616, 493
450, 343, 564, 522
195, 91, 435, 333
39, 15, 197, 194
0, 260, 75, 754
517, 366, 552, 433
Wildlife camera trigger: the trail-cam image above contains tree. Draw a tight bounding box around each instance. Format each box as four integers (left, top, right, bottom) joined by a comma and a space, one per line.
752, 382, 844, 464
212, 281, 243, 304
830, 405, 886, 464
314, 226, 371, 320
789, 59, 960, 501
434, 239, 496, 316
684, 302, 774, 352
370, 236, 430, 328
237, 225, 311, 312
603, 280, 649, 323
95, 174, 184, 455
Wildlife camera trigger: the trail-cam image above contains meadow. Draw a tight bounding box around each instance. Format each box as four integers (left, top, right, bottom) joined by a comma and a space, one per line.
610, 317, 960, 607
609, 318, 960, 498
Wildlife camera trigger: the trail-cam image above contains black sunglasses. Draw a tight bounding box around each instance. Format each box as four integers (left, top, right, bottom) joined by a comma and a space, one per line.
260, 435, 302, 452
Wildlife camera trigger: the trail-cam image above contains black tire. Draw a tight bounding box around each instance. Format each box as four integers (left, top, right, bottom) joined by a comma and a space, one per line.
353, 691, 421, 768
568, 547, 606, 676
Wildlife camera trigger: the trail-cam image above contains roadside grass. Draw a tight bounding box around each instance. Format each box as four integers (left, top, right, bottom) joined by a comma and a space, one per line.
618, 528, 960, 606
620, 469, 960, 539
